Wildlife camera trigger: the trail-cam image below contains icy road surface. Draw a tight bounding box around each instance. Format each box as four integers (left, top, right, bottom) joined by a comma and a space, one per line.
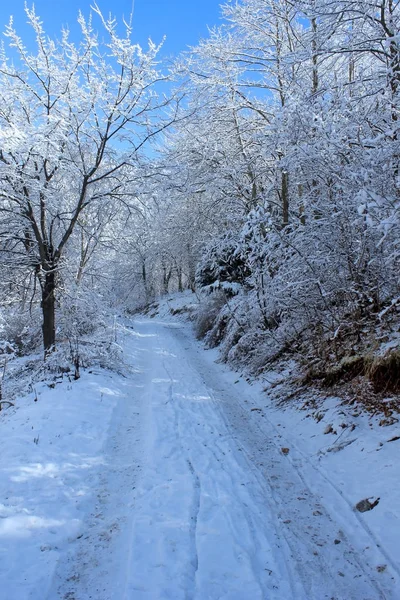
1, 318, 398, 599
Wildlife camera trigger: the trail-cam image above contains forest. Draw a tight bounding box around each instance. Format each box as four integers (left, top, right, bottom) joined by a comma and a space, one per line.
1, 0, 399, 402
1, 2, 400, 599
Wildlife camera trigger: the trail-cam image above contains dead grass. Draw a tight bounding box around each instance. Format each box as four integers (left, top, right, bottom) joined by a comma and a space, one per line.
322, 356, 370, 387
304, 349, 400, 395
367, 350, 400, 394
299, 348, 400, 421
340, 377, 399, 424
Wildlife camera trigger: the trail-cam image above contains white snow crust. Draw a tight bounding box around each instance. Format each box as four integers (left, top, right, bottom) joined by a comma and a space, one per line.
0, 309, 399, 599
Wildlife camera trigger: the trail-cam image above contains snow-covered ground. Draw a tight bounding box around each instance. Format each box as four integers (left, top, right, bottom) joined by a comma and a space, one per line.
0, 306, 399, 599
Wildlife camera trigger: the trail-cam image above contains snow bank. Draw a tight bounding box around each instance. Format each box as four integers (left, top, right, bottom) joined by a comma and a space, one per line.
0, 368, 124, 599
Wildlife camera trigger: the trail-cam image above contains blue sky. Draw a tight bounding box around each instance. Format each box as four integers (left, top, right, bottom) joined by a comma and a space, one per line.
0, 1, 223, 57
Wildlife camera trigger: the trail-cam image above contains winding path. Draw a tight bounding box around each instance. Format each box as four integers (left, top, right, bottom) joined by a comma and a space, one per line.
48, 319, 394, 600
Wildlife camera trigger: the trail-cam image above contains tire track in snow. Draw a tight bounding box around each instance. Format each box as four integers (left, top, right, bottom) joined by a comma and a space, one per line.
159, 339, 281, 598
223, 404, 393, 599
228, 382, 400, 588
283, 437, 400, 582
163, 344, 296, 599
168, 322, 390, 600
162, 325, 308, 598
186, 458, 200, 585
205, 377, 388, 600
46, 348, 145, 600
177, 408, 293, 599
46, 320, 395, 599
163, 358, 201, 599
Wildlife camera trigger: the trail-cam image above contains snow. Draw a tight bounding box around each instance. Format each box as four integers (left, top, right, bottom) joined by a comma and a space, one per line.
0, 368, 123, 599
0, 309, 399, 599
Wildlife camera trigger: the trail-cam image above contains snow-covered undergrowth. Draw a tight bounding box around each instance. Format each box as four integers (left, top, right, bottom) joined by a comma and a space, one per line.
144, 289, 199, 321
0, 299, 124, 412
192, 285, 400, 420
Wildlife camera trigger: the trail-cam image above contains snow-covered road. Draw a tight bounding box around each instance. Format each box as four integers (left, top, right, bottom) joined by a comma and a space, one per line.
1, 318, 398, 599
48, 319, 396, 600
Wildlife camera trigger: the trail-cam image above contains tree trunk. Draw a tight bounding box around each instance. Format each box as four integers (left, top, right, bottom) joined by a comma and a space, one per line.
162, 266, 172, 295
41, 270, 56, 354
141, 259, 150, 303
311, 17, 318, 96
282, 170, 289, 227
177, 265, 183, 292
187, 243, 196, 291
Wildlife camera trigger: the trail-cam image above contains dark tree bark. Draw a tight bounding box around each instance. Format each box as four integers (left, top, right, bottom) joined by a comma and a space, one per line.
162, 263, 173, 294
282, 170, 289, 227
41, 269, 56, 353
177, 265, 184, 292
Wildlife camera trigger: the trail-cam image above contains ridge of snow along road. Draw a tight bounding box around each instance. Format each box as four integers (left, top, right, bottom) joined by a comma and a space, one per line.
0, 310, 398, 599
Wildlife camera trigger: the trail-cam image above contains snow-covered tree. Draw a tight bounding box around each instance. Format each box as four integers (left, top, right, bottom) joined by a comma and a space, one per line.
159, 0, 400, 370
0, 5, 176, 352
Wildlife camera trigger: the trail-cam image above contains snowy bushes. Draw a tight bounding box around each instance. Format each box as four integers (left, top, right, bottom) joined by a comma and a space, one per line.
195, 232, 251, 292
0, 306, 42, 356
58, 285, 108, 341
42, 334, 123, 379
195, 292, 227, 341
147, 0, 399, 389
1, 0, 400, 398
193, 191, 400, 376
